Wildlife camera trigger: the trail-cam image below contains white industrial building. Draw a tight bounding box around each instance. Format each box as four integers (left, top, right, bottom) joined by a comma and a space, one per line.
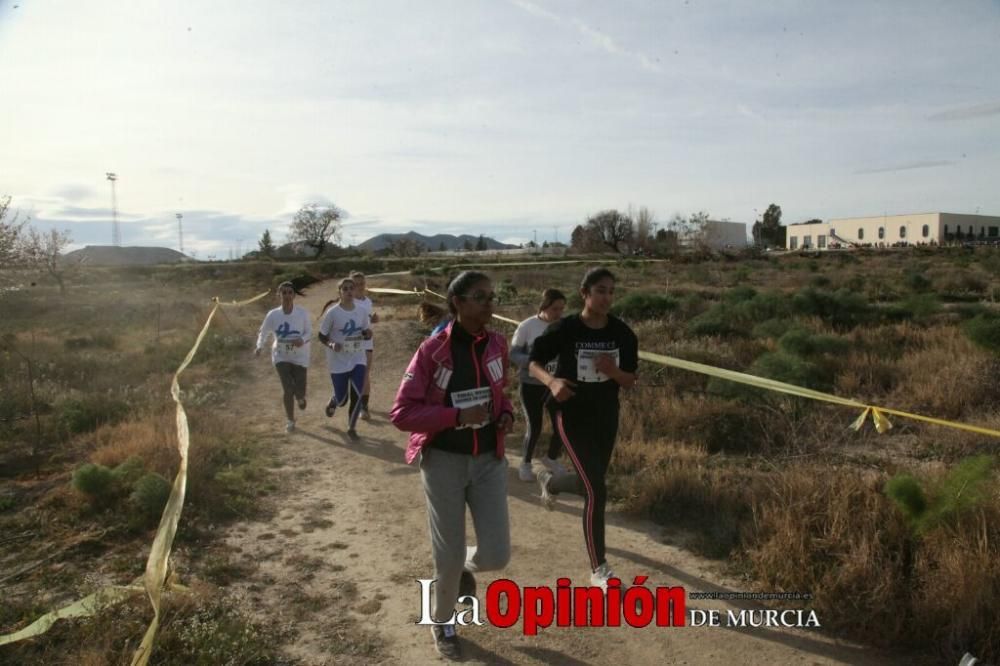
698, 220, 748, 249
785, 213, 1000, 250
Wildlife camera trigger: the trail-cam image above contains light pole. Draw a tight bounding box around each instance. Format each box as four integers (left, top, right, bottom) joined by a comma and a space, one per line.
106, 172, 119, 246
176, 213, 184, 254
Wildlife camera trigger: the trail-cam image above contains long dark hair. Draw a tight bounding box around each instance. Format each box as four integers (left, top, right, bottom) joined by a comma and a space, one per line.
318, 277, 355, 320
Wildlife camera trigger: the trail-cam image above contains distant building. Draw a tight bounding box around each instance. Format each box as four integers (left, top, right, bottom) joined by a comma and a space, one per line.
697, 220, 749, 249
785, 213, 1000, 250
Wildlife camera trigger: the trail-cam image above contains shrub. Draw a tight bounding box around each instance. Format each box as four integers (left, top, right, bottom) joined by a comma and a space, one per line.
962, 314, 1000, 354
752, 318, 794, 339
131, 472, 172, 524
112, 456, 147, 486
884, 293, 942, 322
58, 396, 129, 435
777, 328, 849, 357
611, 292, 679, 320
72, 463, 117, 500
791, 287, 872, 329
750, 350, 832, 391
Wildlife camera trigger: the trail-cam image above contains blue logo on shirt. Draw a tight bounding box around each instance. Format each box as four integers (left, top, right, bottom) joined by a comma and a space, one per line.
339, 319, 362, 337
276, 321, 302, 339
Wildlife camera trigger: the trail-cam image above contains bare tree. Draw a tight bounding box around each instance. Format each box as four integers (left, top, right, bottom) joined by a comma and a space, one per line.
1, 195, 29, 269
289, 203, 343, 258
631, 205, 655, 253
22, 227, 72, 294
570, 224, 601, 253
585, 209, 633, 254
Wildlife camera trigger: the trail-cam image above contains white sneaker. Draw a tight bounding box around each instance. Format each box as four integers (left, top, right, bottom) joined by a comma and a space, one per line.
590, 562, 616, 591
518, 461, 535, 481
537, 469, 555, 510
541, 456, 568, 476
285, 420, 295, 433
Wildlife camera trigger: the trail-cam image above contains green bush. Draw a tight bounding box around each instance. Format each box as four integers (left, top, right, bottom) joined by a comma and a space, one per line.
750, 351, 832, 391
58, 396, 129, 435
903, 270, 932, 293
686, 309, 738, 337
791, 287, 871, 330
752, 318, 794, 339
112, 456, 147, 486
131, 472, 172, 524
884, 293, 942, 322
611, 292, 679, 320
72, 463, 117, 500
777, 328, 850, 358
962, 314, 1000, 354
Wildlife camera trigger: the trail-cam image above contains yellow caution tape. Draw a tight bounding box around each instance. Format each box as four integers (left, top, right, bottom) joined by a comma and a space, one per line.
132, 290, 268, 666
0, 583, 144, 646
638, 350, 1000, 438
0, 291, 268, 658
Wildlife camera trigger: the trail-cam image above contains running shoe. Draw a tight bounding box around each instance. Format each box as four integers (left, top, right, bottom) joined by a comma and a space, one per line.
360, 408, 372, 421
541, 456, 568, 476
285, 420, 295, 433
590, 562, 617, 591
518, 460, 535, 482
458, 569, 476, 604
297, 397, 307, 410
537, 469, 555, 510
347, 428, 360, 442
431, 625, 462, 661
325, 401, 336, 418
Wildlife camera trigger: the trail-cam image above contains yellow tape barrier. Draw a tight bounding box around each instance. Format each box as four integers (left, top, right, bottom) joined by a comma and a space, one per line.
0, 291, 269, 659
370, 285, 1000, 439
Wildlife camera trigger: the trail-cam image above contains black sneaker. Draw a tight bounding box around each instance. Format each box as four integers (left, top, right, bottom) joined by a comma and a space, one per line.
347, 428, 360, 442
457, 570, 476, 605
431, 624, 462, 661
298, 397, 307, 410
325, 401, 336, 418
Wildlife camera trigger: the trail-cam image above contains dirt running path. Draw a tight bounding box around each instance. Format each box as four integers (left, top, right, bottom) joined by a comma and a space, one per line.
224, 283, 906, 666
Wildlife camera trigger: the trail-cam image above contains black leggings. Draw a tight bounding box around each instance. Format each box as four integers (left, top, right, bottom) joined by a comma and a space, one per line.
546, 406, 618, 570
275, 362, 307, 420
519, 383, 562, 463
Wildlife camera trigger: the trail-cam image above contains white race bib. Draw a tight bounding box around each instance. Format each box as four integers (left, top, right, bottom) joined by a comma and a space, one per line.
576, 348, 619, 383
452, 386, 492, 430
277, 338, 300, 354
341, 336, 364, 353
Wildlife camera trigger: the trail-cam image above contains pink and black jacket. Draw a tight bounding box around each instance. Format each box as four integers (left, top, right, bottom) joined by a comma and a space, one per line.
391, 320, 514, 464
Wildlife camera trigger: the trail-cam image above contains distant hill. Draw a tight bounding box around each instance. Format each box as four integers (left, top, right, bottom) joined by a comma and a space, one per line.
63, 245, 190, 266
357, 232, 516, 252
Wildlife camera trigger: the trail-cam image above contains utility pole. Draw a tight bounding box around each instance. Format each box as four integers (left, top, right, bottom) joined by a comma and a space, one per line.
176, 213, 184, 254
106, 172, 120, 246
533, 229, 537, 246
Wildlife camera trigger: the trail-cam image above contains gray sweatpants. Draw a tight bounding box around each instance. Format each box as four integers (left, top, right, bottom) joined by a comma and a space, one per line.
274, 362, 307, 420
420, 448, 511, 623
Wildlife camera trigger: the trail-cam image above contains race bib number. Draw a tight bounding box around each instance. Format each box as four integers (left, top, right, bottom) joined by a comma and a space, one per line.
277, 338, 300, 354
341, 336, 364, 353
452, 386, 492, 430
576, 349, 619, 383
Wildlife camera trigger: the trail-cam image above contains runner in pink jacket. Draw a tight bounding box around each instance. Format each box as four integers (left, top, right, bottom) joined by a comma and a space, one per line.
390, 271, 514, 661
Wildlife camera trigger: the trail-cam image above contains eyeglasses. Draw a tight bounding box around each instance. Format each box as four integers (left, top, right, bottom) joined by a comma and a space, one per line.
460, 291, 497, 304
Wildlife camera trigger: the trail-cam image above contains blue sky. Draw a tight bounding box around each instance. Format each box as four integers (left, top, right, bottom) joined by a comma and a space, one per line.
2, 0, 999, 256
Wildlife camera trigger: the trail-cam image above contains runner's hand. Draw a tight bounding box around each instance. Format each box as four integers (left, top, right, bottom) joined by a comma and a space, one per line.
459, 404, 489, 425
292, 339, 304, 348
497, 412, 514, 436
254, 347, 261, 357
332, 342, 343, 352
370, 313, 380, 323
548, 378, 576, 402
594, 353, 617, 375
362, 328, 373, 340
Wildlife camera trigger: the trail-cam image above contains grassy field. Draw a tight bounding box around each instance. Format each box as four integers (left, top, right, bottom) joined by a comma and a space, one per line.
3, 248, 1000, 663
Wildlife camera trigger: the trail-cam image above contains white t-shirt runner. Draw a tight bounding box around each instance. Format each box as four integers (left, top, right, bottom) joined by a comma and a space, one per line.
355, 295, 376, 351
319, 303, 370, 374
256, 305, 312, 367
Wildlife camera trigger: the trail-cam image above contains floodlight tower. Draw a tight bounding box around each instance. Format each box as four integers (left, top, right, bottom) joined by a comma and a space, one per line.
176, 213, 184, 254
106, 172, 120, 246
